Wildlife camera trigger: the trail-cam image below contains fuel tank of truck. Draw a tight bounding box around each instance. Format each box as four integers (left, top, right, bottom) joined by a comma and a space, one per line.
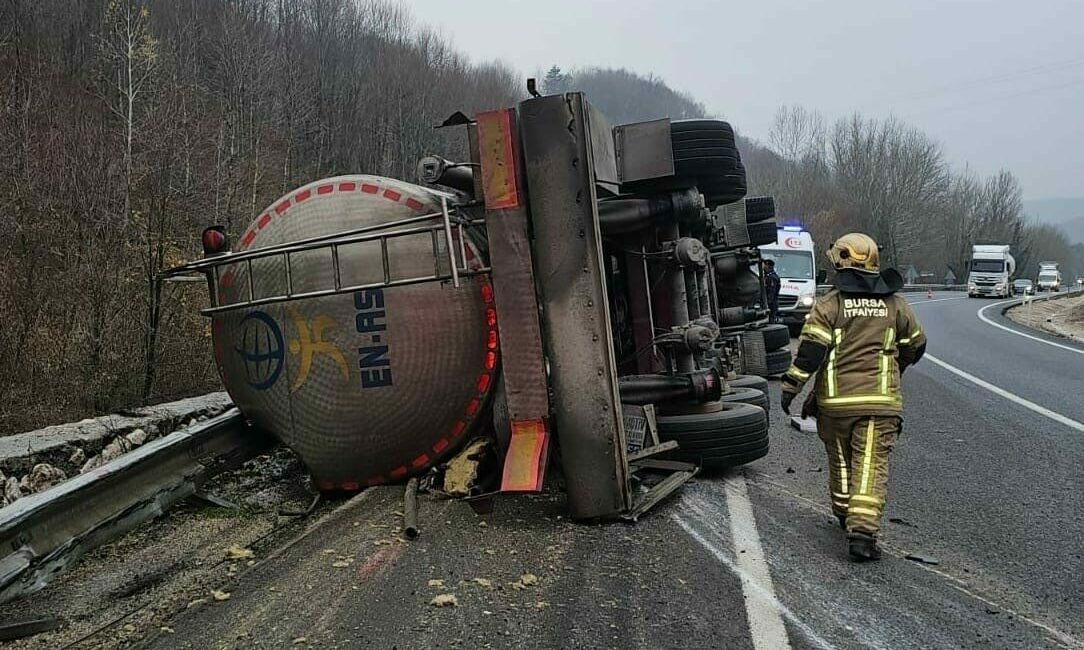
211, 175, 497, 491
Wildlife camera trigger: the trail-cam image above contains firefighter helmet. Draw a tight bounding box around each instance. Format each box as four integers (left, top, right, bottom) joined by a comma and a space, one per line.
829, 233, 880, 273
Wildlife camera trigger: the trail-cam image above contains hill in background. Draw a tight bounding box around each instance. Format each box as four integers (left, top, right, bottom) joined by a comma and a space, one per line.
1024, 198, 1084, 243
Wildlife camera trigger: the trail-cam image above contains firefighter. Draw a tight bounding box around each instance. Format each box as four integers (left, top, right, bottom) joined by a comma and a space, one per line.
779, 233, 926, 561
763, 258, 781, 323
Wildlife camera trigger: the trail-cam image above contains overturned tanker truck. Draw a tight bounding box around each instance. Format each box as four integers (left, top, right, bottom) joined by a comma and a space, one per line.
162, 90, 780, 520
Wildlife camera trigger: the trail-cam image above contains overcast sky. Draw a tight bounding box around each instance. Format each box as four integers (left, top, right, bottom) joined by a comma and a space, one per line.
409, 0, 1083, 201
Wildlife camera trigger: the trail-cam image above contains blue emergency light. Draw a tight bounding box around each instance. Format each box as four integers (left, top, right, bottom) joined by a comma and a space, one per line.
781, 225, 803, 232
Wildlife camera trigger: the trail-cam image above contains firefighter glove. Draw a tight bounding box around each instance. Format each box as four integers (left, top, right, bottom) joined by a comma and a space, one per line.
780, 391, 795, 415
801, 392, 819, 419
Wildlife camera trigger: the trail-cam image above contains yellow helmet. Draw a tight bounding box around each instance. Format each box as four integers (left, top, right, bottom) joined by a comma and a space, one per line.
829, 233, 880, 273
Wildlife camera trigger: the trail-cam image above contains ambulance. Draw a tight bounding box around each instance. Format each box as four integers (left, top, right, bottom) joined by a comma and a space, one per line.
759, 226, 818, 336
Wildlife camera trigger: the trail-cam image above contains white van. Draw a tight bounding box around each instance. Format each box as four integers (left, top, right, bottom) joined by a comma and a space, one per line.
759, 227, 818, 335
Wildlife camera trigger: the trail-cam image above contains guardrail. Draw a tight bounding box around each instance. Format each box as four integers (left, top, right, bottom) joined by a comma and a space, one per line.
0, 408, 272, 604
816, 283, 966, 295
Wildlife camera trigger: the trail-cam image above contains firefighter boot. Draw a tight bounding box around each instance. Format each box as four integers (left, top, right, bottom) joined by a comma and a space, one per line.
848, 532, 882, 562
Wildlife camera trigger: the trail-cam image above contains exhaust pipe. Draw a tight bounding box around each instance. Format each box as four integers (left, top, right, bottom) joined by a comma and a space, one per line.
418, 156, 475, 196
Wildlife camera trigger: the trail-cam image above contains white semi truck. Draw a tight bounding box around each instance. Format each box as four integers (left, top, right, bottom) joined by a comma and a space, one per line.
1037, 261, 1062, 292
967, 244, 1016, 298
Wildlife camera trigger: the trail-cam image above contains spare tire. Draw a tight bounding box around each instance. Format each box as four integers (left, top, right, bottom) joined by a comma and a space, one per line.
656, 403, 769, 470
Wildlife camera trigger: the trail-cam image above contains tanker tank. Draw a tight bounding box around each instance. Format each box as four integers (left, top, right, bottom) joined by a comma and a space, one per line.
211, 175, 498, 492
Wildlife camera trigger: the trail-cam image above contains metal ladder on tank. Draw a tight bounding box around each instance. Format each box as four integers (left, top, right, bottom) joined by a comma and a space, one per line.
161, 198, 489, 315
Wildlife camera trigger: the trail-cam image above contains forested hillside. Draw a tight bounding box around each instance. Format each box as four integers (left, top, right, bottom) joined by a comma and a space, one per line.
0, 0, 518, 434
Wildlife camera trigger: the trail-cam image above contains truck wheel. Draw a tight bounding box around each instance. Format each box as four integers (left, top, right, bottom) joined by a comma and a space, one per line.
656, 403, 769, 470
743, 196, 776, 224
671, 119, 736, 138
728, 374, 769, 394
720, 386, 770, 423
758, 323, 791, 351
765, 348, 792, 376
746, 220, 778, 247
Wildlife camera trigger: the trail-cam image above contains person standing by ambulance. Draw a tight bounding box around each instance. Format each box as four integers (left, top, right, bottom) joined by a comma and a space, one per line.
763, 258, 781, 323
779, 233, 926, 561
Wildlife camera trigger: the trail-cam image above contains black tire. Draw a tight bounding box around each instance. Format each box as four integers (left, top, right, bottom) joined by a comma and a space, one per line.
765, 348, 791, 375
755, 323, 790, 351
671, 119, 736, 138
656, 403, 769, 469
728, 374, 769, 394
744, 197, 776, 224
747, 220, 778, 246
720, 386, 769, 424
720, 386, 768, 410
673, 137, 737, 153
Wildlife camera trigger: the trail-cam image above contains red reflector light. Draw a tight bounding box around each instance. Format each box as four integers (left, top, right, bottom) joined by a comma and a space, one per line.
485, 352, 497, 370
487, 330, 498, 350
501, 418, 549, 493
202, 226, 228, 256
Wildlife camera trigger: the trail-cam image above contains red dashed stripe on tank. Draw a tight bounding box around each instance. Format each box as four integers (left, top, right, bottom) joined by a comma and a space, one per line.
235, 180, 429, 252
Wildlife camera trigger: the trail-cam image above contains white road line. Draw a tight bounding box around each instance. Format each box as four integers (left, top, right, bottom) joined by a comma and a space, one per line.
674, 513, 836, 650
907, 296, 968, 305
925, 354, 1084, 433
977, 299, 1084, 355
722, 474, 792, 650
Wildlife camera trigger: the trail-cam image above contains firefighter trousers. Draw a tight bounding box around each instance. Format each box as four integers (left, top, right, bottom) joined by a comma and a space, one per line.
816, 413, 900, 536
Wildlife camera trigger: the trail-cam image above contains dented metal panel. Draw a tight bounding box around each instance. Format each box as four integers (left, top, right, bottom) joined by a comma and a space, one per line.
519, 93, 631, 520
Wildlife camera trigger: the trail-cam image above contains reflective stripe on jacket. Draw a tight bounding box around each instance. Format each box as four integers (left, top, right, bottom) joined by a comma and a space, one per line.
783, 289, 926, 416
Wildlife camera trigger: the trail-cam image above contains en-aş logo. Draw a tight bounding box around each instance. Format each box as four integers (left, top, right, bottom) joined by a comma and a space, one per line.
235, 311, 285, 391
784, 236, 803, 249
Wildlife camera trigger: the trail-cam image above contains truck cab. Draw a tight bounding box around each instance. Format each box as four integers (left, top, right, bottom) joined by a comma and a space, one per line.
967, 245, 1015, 298
759, 227, 817, 335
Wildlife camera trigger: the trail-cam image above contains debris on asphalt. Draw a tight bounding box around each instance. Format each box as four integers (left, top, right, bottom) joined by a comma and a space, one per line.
430, 594, 459, 607
428, 579, 445, 588
785, 467, 795, 474
210, 589, 231, 602
225, 545, 255, 561
442, 438, 491, 496
512, 573, 539, 590
889, 517, 918, 528
292, 637, 308, 644
905, 553, 941, 566
470, 578, 492, 588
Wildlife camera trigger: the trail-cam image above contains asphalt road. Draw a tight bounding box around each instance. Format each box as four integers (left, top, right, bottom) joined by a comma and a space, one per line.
135, 292, 1082, 650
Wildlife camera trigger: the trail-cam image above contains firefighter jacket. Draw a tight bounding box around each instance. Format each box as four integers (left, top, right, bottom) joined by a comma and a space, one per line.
781, 269, 927, 416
